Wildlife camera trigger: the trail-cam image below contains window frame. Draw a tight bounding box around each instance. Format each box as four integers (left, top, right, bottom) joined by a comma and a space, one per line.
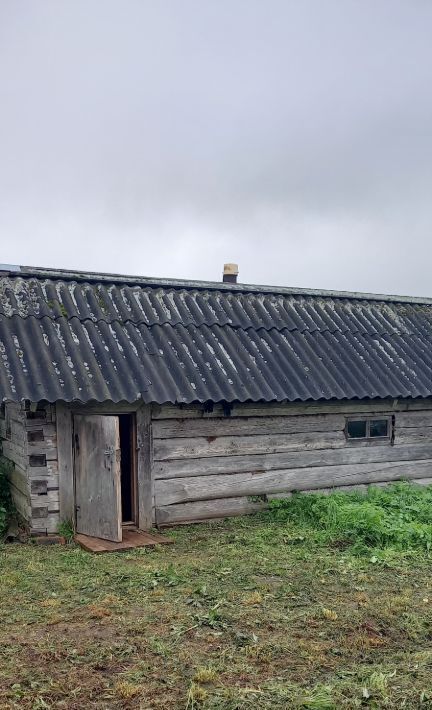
344, 415, 392, 444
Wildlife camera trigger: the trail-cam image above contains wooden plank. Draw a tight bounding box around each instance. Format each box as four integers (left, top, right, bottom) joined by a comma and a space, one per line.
154, 431, 346, 462
152, 404, 224, 419
25, 409, 47, 422
31, 480, 48, 495
31, 490, 60, 507
27, 442, 58, 459
30, 512, 60, 534
29, 461, 58, 477
8, 466, 29, 498
56, 403, 74, 522
1, 439, 29, 470
153, 443, 432, 479
4, 402, 25, 419
9, 484, 31, 520
6, 460, 27, 476
152, 413, 345, 439
267, 476, 432, 500
158, 476, 432, 526
70, 401, 141, 414
31, 499, 59, 510
75, 528, 173, 553
155, 459, 432, 506
1, 418, 27, 442
395, 427, 432, 444
156, 496, 268, 525
136, 404, 153, 530
29, 474, 59, 488
32, 506, 49, 519
25, 423, 56, 436
26, 419, 56, 432
152, 399, 432, 420
235, 400, 432, 415
396, 411, 432, 428
74, 414, 122, 542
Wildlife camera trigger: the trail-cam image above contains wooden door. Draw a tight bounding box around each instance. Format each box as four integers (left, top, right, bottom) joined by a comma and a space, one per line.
74, 415, 122, 542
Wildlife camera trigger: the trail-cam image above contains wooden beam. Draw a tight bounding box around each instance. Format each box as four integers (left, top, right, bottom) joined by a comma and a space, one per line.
136, 404, 153, 530
152, 413, 346, 439
69, 401, 140, 414
8, 466, 30, 498
153, 442, 432, 479
56, 402, 74, 522
154, 430, 346, 461
151, 398, 432, 420
396, 427, 432, 444
155, 458, 432, 506
156, 496, 267, 525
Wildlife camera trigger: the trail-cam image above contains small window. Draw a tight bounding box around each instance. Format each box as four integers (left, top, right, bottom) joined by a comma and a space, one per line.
369, 419, 389, 438
346, 420, 367, 439
346, 417, 391, 442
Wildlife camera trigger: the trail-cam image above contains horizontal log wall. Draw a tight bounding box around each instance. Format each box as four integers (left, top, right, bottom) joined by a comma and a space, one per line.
153, 400, 432, 525
4, 398, 432, 534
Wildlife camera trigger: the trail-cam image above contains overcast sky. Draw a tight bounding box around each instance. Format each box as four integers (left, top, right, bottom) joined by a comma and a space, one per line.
1, 1, 432, 295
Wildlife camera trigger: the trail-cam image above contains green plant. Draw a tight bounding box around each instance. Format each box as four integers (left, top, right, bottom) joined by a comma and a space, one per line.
0, 455, 14, 538
46, 299, 67, 317
269, 482, 432, 552
247, 494, 268, 503
57, 519, 74, 541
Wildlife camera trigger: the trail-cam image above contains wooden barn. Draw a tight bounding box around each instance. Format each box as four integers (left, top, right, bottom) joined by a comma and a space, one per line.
2, 263, 432, 543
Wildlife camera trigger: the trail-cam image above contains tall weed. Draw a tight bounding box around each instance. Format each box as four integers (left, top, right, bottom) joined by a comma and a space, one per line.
0, 455, 13, 537
269, 482, 432, 551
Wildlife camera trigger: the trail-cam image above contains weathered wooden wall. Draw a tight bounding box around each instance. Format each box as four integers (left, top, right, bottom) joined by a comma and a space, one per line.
25, 404, 59, 534
0, 402, 30, 521
152, 401, 432, 525
3, 397, 432, 534
0, 402, 59, 534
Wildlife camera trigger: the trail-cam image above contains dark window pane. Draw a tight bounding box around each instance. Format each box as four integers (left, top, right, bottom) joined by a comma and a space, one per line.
370, 419, 389, 438
347, 420, 367, 438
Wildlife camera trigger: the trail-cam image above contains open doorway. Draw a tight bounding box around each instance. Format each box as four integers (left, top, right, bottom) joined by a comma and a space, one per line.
119, 413, 136, 525
73, 412, 138, 542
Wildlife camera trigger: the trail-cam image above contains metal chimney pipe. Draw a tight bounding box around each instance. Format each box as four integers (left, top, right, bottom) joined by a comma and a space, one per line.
223, 263, 239, 284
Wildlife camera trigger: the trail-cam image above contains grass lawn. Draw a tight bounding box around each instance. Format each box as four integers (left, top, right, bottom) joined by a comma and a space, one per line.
1, 502, 432, 708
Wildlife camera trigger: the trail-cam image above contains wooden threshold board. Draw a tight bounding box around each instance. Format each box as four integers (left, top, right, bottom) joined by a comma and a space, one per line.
75, 528, 173, 553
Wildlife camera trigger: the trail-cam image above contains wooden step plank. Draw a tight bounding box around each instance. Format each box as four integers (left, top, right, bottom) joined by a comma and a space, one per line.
75, 528, 173, 553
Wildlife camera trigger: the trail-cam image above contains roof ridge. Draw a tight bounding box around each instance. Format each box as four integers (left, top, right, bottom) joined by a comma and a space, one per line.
2, 265, 432, 305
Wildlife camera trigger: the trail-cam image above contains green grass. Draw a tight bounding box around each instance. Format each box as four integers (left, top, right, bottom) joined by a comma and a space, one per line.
270, 481, 432, 552
1, 484, 432, 708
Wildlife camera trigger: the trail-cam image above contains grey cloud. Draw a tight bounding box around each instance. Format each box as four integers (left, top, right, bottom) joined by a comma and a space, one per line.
1, 1, 432, 294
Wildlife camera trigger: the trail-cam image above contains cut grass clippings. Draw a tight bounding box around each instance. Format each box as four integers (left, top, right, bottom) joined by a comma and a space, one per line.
0, 482, 432, 708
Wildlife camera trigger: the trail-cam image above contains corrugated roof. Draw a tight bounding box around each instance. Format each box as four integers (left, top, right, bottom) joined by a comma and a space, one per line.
1, 266, 432, 403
